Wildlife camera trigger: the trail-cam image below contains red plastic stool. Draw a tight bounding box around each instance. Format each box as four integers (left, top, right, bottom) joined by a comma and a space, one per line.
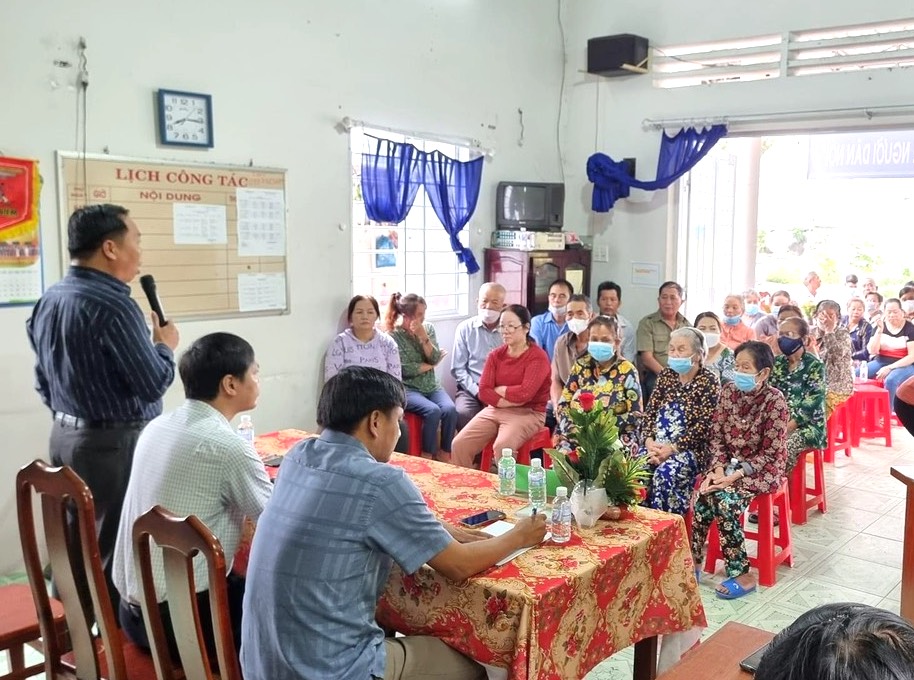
789, 448, 827, 525
853, 384, 893, 447
703, 480, 793, 587
479, 426, 553, 472
404, 411, 424, 456
824, 399, 853, 463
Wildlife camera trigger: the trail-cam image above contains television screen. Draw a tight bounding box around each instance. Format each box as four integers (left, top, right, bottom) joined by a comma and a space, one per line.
502, 185, 547, 222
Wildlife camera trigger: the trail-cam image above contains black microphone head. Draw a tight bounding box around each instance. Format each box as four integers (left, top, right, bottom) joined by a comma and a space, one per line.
140, 274, 156, 293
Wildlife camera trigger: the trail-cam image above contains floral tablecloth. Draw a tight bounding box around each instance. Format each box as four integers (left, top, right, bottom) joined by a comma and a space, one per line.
252, 430, 706, 680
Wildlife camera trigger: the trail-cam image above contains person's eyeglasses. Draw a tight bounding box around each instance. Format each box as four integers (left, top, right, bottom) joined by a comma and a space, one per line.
498, 324, 522, 333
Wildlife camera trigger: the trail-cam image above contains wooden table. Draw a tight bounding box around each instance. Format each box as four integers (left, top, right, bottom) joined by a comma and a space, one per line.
891, 466, 914, 624
253, 430, 706, 680
656, 622, 773, 679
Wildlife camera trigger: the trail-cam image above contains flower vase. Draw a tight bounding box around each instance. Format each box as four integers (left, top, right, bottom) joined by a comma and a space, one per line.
569, 480, 609, 529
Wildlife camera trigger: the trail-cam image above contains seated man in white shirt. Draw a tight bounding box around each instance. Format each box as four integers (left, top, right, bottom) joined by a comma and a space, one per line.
596, 280, 636, 362
112, 332, 272, 662
451, 282, 506, 430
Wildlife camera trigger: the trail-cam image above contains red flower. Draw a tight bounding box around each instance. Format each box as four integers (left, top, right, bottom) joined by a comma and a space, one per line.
578, 392, 596, 411
485, 594, 508, 619
636, 485, 647, 501
567, 449, 580, 464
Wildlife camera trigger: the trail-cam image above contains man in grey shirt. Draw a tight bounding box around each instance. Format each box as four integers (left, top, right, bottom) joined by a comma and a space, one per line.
241, 366, 546, 680
451, 282, 506, 429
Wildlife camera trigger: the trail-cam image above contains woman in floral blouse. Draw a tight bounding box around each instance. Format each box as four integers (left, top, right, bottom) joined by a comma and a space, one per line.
691, 340, 789, 600
556, 316, 642, 453
813, 299, 854, 418
769, 316, 826, 475
695, 311, 735, 385
638, 327, 720, 515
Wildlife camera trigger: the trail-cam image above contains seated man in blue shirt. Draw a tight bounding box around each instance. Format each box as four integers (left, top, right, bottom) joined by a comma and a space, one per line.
529, 278, 574, 362
241, 366, 547, 680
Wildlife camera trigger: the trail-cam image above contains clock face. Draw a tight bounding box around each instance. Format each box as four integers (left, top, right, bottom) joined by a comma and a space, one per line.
158, 90, 213, 147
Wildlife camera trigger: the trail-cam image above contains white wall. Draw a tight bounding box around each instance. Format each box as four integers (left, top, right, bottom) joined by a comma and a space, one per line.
0, 0, 565, 574
561, 0, 914, 318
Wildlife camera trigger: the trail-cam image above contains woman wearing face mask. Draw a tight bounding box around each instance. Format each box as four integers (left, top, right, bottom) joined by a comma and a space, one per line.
555, 316, 642, 454
741, 290, 765, 330
900, 286, 914, 322
694, 312, 735, 384
769, 317, 826, 477
451, 305, 551, 469
813, 299, 854, 418
637, 327, 720, 515
866, 298, 914, 406
691, 340, 789, 600
720, 295, 756, 350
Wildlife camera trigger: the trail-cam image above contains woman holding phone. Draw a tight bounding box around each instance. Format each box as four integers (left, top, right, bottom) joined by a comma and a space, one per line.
690, 341, 789, 600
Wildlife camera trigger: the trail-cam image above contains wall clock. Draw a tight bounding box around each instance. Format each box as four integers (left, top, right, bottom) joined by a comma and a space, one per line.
157, 89, 214, 148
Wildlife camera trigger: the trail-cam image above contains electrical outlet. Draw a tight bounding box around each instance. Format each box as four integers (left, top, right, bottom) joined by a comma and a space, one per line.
594, 245, 610, 263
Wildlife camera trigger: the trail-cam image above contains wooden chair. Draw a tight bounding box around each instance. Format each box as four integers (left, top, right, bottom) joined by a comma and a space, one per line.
16, 459, 158, 680
132, 506, 241, 680
0, 582, 65, 680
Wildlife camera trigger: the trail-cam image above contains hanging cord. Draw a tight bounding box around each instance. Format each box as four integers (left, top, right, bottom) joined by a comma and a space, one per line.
556, 0, 567, 184
75, 37, 89, 203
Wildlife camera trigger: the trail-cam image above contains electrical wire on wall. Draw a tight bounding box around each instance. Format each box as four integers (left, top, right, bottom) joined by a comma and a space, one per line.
556, 0, 567, 185
74, 37, 89, 204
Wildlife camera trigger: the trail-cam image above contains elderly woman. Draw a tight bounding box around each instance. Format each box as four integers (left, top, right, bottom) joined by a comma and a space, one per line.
324, 294, 407, 450
813, 299, 854, 418
556, 316, 642, 453
694, 311, 735, 384
387, 292, 456, 460
451, 305, 551, 469
638, 327, 720, 515
691, 341, 789, 600
770, 317, 826, 476
865, 298, 914, 405
720, 294, 756, 350
845, 297, 874, 363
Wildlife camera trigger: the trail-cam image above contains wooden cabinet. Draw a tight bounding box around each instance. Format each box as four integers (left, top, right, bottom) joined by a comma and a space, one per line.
484, 248, 592, 316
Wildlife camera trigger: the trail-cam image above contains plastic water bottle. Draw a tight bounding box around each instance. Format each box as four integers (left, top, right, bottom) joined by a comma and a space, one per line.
858, 361, 869, 381
528, 458, 547, 508
237, 414, 254, 444
551, 486, 572, 543
497, 448, 516, 496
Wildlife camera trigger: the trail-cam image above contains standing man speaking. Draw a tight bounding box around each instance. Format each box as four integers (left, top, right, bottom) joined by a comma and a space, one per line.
27, 204, 179, 612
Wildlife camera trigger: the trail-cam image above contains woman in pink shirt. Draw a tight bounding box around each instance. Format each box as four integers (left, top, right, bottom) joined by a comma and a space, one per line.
451, 304, 551, 468
720, 294, 756, 350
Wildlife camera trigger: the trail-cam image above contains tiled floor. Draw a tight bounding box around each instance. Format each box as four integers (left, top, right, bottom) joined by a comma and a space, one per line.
3, 427, 911, 680
584, 425, 912, 679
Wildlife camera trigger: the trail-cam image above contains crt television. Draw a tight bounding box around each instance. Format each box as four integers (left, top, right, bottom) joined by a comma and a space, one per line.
495, 182, 564, 231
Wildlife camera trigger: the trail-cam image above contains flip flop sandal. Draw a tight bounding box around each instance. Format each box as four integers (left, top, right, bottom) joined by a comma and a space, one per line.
715, 577, 757, 600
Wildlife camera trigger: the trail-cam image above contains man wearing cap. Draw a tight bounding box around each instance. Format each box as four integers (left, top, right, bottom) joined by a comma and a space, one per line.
27, 203, 179, 614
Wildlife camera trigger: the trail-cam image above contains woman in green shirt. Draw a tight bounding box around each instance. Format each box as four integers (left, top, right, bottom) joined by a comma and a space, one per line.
386, 293, 456, 459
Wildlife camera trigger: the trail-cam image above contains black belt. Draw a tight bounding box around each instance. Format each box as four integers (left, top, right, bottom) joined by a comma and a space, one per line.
53, 412, 147, 430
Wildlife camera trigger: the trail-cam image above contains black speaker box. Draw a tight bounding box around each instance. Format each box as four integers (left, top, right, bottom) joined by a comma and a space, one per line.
587, 34, 649, 77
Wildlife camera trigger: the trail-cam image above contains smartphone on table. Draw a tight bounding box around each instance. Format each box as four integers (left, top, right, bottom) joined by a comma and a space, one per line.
739, 642, 770, 674
459, 510, 507, 528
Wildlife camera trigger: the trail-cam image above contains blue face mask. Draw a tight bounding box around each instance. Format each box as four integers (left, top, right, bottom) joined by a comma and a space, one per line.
724, 315, 742, 326
733, 371, 758, 392
745, 303, 760, 316
588, 341, 615, 362
668, 356, 693, 374
771, 305, 781, 317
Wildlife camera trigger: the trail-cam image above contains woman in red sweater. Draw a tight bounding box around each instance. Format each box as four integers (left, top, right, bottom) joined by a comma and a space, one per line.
451, 304, 552, 468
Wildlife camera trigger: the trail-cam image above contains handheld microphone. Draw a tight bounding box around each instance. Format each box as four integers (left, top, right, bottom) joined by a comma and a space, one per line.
139, 274, 167, 327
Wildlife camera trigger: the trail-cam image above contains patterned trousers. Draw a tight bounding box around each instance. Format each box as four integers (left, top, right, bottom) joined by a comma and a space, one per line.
691, 488, 754, 578
785, 430, 809, 476
638, 449, 698, 516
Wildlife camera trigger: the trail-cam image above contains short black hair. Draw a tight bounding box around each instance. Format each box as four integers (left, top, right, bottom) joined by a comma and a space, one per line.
693, 311, 722, 329
816, 299, 841, 316
734, 340, 775, 372
501, 304, 534, 344
597, 280, 622, 301
67, 204, 130, 259
756, 603, 914, 680
777, 304, 804, 320
317, 366, 406, 434
899, 286, 914, 299
549, 278, 574, 296
659, 281, 684, 298
179, 333, 256, 401
867, 291, 885, 304
567, 293, 591, 308
347, 294, 380, 321
771, 289, 791, 301
845, 274, 859, 284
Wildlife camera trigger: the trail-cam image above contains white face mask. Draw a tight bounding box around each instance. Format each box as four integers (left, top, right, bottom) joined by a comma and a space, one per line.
479, 308, 501, 325
702, 332, 721, 348
566, 318, 589, 335
904, 300, 914, 314
549, 304, 567, 317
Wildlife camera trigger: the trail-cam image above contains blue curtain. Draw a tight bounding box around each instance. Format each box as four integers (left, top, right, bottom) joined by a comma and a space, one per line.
360, 136, 423, 223
422, 150, 484, 274
587, 124, 728, 212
